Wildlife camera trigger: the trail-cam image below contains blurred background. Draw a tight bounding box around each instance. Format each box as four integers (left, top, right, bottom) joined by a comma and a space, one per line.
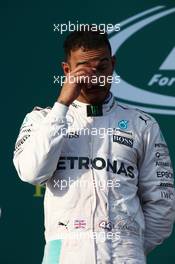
0, 0, 175, 263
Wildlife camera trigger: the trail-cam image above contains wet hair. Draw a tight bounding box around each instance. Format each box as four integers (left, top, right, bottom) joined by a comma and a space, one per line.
64, 27, 112, 61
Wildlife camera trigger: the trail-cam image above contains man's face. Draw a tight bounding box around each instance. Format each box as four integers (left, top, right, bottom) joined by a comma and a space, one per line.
62, 46, 115, 104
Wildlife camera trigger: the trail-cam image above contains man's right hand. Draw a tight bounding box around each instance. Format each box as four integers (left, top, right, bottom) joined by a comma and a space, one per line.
57, 65, 96, 106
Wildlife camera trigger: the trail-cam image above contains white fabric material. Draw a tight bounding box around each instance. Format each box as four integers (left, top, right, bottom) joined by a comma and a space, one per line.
13, 94, 175, 263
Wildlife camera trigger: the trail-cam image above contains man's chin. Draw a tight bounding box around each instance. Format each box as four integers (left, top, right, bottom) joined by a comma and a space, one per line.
85, 89, 104, 94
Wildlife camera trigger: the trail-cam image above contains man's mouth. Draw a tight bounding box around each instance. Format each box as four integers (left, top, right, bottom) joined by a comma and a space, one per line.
85, 85, 105, 92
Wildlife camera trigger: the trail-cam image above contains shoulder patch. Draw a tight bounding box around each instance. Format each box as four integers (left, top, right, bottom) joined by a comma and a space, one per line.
118, 104, 129, 110
135, 108, 154, 120
33, 106, 51, 111
32, 106, 52, 117
134, 108, 156, 127
33, 106, 43, 111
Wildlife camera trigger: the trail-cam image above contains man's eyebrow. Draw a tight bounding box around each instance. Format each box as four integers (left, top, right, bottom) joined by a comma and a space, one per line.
76, 57, 110, 66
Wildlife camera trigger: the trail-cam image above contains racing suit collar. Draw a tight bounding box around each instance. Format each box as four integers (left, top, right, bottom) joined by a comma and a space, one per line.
72, 92, 116, 117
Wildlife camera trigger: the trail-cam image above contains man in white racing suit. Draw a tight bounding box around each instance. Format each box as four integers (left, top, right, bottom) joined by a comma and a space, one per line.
13, 28, 175, 264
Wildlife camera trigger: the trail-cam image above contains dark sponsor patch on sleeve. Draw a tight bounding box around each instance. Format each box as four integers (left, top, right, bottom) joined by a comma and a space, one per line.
15, 134, 30, 151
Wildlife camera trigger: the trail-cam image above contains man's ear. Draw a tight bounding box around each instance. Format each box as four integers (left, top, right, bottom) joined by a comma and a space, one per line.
111, 55, 116, 70
61, 62, 71, 75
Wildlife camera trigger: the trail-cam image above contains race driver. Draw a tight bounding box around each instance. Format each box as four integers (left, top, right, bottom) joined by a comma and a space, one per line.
13, 28, 175, 264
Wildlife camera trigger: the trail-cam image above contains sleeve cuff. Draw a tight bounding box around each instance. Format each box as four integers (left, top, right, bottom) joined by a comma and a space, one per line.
43, 102, 69, 124
51, 102, 69, 118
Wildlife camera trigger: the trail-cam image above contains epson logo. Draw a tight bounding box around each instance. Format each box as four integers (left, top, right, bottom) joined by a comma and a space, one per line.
157, 171, 173, 179
113, 135, 133, 147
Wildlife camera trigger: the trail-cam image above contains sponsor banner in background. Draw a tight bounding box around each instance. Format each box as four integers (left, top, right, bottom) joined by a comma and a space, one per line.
110, 6, 175, 115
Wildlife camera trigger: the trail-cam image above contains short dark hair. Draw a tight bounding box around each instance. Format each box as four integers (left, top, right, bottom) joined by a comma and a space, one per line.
63, 27, 112, 61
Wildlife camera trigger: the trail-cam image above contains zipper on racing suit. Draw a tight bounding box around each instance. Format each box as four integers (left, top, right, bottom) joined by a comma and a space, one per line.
88, 116, 98, 264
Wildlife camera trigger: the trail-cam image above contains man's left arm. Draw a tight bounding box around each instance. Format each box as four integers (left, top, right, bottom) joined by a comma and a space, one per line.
138, 120, 175, 255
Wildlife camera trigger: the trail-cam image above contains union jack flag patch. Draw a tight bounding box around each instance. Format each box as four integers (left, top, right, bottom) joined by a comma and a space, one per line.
74, 219, 86, 229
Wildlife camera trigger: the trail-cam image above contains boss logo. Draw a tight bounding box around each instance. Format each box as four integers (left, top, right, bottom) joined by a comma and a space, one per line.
113, 135, 133, 148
